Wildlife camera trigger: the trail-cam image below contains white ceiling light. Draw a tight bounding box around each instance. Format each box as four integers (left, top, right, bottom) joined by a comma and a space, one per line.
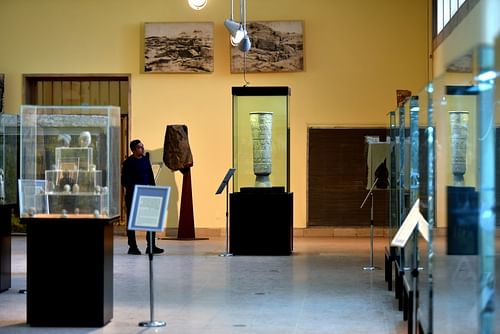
188, 0, 207, 10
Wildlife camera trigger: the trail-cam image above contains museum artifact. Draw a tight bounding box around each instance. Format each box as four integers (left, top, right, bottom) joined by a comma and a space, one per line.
163, 124, 193, 171
78, 130, 92, 147
163, 124, 197, 239
449, 110, 469, 186
249, 111, 273, 187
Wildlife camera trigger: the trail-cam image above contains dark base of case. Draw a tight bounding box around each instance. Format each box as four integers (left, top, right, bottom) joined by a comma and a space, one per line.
24, 216, 117, 327
0, 204, 14, 293
230, 187, 293, 255
447, 186, 478, 255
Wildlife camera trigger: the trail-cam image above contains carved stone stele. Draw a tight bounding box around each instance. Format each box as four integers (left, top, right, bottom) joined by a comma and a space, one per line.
249, 112, 273, 187
163, 124, 194, 172
449, 110, 469, 186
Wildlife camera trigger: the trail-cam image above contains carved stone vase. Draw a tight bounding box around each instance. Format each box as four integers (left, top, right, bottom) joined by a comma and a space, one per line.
249, 112, 273, 187
449, 111, 469, 186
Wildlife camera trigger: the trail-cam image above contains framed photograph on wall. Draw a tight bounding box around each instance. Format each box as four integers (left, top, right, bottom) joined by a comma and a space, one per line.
144, 22, 214, 73
230, 20, 304, 73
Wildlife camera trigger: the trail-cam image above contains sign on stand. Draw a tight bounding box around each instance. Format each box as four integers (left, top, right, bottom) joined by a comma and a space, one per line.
391, 199, 429, 248
128, 185, 171, 328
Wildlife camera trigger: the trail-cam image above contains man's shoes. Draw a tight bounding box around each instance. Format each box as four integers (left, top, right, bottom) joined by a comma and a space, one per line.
128, 247, 141, 255
146, 246, 164, 254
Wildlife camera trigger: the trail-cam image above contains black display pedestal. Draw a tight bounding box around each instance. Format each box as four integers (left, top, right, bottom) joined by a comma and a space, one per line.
447, 186, 478, 255
0, 204, 14, 293
23, 216, 117, 327
230, 187, 293, 255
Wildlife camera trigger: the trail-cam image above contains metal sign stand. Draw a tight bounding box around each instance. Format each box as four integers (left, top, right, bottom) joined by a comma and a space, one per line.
360, 178, 380, 271
128, 184, 171, 328
139, 232, 166, 328
216, 168, 236, 257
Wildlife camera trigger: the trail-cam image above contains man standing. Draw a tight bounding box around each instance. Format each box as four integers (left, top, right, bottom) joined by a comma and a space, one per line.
121, 139, 164, 255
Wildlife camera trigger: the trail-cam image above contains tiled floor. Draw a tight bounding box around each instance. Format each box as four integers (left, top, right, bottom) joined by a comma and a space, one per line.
0, 235, 407, 334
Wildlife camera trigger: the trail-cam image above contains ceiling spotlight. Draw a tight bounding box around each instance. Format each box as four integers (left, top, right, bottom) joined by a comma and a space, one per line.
225, 19, 245, 45
188, 0, 207, 10
224, 0, 251, 52
238, 34, 251, 52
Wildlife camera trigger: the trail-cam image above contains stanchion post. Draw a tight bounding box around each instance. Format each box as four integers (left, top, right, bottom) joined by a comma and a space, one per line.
360, 178, 379, 271
139, 232, 166, 328
216, 168, 235, 257
220, 182, 233, 257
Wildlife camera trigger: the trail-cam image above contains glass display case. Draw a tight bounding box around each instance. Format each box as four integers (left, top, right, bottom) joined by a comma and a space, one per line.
232, 86, 290, 192
19, 105, 121, 219
230, 86, 293, 255
417, 44, 497, 334
0, 112, 17, 293
0, 113, 18, 205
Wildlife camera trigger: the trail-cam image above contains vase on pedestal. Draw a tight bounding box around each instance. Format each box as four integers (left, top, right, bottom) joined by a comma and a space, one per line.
449, 110, 469, 186
249, 112, 273, 187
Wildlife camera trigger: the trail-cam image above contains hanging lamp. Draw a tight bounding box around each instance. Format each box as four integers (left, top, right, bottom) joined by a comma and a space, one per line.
224, 0, 251, 52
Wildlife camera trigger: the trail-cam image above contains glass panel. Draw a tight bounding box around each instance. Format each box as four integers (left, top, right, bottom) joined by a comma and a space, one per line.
420, 44, 496, 333
387, 110, 398, 249
19, 105, 121, 218
494, 33, 500, 333
417, 84, 434, 334
232, 87, 290, 192
0, 113, 18, 205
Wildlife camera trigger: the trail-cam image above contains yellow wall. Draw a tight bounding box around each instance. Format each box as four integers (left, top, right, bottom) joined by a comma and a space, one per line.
433, 0, 500, 77
0, 0, 428, 230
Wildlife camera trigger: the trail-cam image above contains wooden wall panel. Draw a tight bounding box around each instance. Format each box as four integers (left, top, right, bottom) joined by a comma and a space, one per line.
99, 81, 110, 105
80, 81, 90, 105
308, 128, 389, 227
61, 81, 72, 105
119, 81, 129, 114
109, 81, 120, 107
42, 81, 53, 105
90, 81, 100, 105
36, 83, 43, 105
52, 81, 62, 105
70, 81, 81, 105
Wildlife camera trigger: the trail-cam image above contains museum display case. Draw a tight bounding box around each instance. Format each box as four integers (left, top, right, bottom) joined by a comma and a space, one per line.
417, 44, 497, 334
0, 113, 17, 293
230, 87, 293, 255
0, 113, 18, 205
232, 86, 290, 191
19, 105, 121, 218
19, 105, 120, 327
